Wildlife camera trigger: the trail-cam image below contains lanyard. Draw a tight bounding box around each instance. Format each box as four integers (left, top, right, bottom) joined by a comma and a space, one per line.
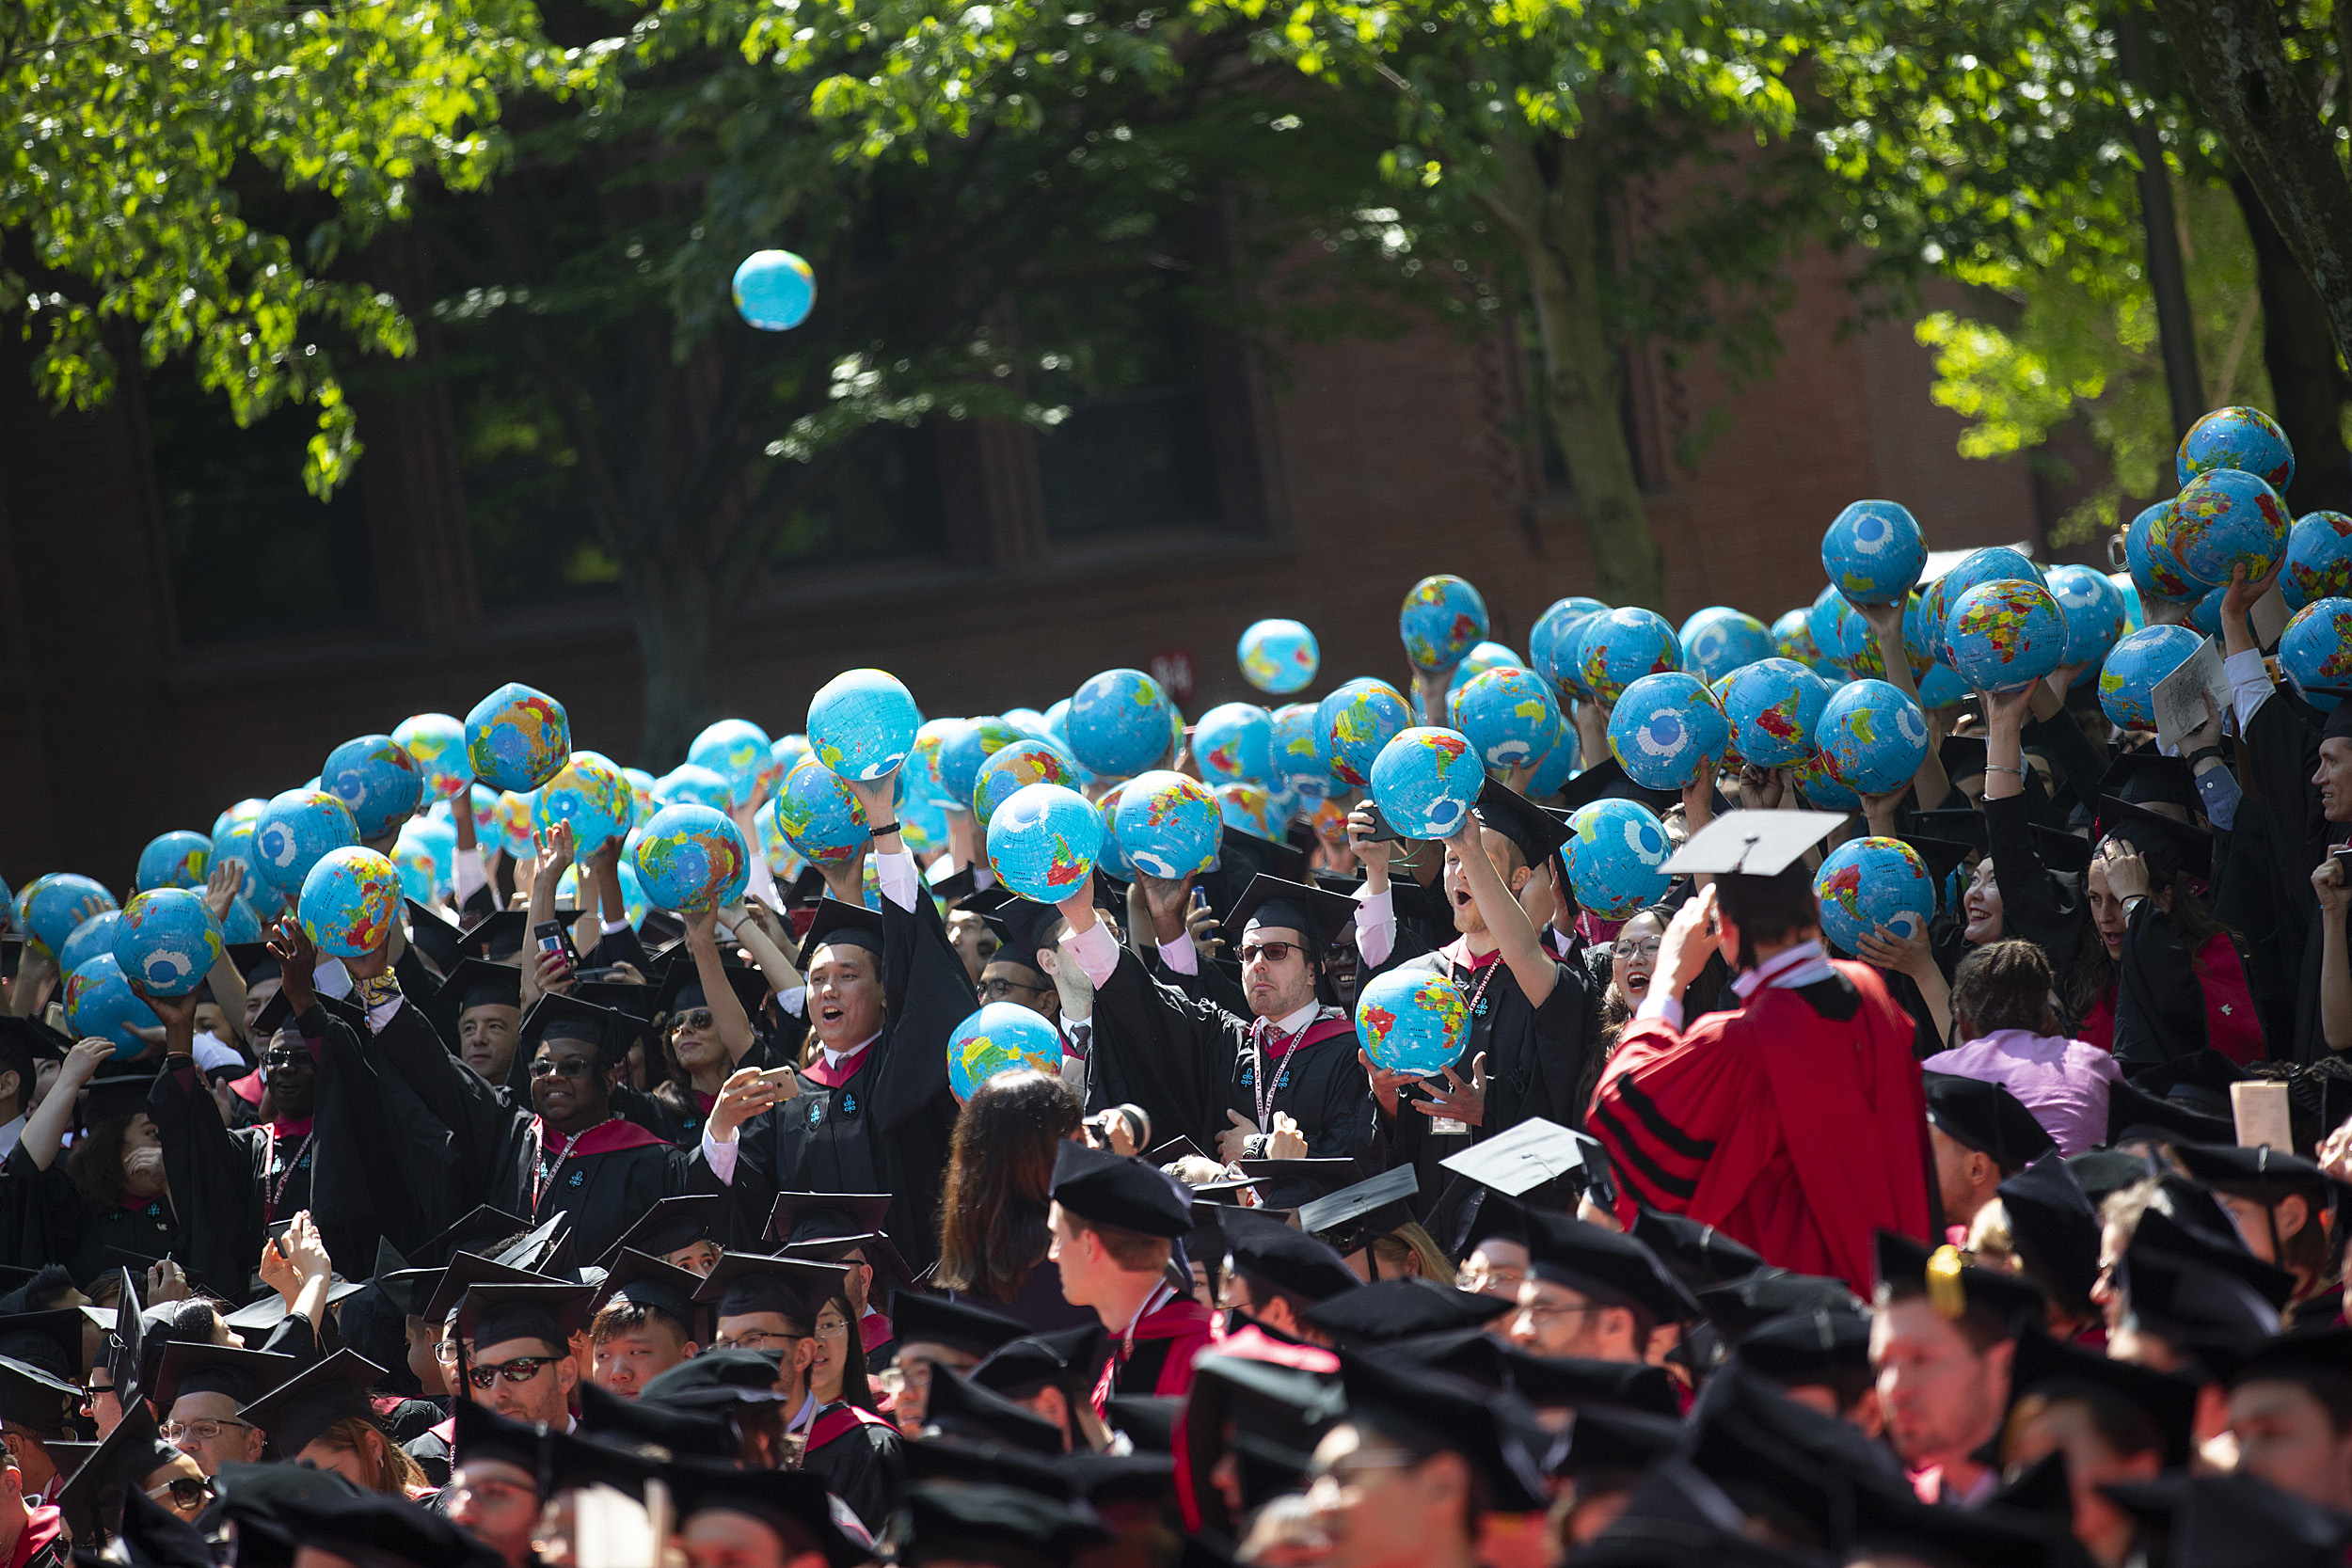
264, 1127, 314, 1223
534, 1116, 619, 1206
1250, 1016, 1313, 1130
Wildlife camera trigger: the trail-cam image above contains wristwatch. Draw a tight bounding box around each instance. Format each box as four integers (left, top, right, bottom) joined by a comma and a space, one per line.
1243, 1133, 1270, 1160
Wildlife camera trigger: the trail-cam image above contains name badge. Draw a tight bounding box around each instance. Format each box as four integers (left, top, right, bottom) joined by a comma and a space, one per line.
1430, 1117, 1470, 1136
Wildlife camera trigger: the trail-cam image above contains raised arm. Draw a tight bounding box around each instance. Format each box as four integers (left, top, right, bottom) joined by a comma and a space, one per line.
521, 822, 576, 1014
683, 906, 756, 1064
1445, 817, 1557, 1006
18, 1038, 111, 1171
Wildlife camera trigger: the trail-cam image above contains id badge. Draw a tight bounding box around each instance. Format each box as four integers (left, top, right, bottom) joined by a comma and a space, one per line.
1430, 1117, 1470, 1136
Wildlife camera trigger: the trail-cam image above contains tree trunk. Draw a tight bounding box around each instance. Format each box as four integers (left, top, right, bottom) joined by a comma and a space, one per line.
628, 557, 725, 768
1482, 133, 1665, 610
2229, 174, 2352, 513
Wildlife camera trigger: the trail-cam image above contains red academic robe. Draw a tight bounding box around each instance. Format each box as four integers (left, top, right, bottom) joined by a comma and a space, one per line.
1091, 1295, 1217, 1411
1588, 959, 1931, 1295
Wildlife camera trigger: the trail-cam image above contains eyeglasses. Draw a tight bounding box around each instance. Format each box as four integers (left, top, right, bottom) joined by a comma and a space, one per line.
671, 1008, 716, 1032
468, 1355, 559, 1389
148, 1478, 215, 1509
262, 1050, 309, 1069
976, 978, 1046, 1000
708, 1329, 803, 1354
1516, 1301, 1605, 1327
447, 1476, 537, 1510
1237, 941, 1300, 965
529, 1057, 596, 1079
161, 1418, 253, 1443
1454, 1266, 1526, 1294
79, 1383, 114, 1411
813, 1317, 850, 1339
1610, 938, 1662, 958
1304, 1449, 1419, 1491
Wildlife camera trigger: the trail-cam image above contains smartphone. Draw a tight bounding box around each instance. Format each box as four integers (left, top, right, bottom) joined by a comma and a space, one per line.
757, 1067, 796, 1088
533, 921, 579, 971
265, 1218, 294, 1258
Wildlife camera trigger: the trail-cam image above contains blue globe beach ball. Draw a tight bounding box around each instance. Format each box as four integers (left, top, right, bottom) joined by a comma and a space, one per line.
769, 759, 869, 867
946, 1003, 1066, 1101
1111, 770, 1222, 879
1271, 705, 1329, 802
1455, 666, 1561, 771
624, 769, 661, 828
113, 887, 225, 996
1370, 727, 1486, 839
2111, 572, 2145, 635
1812, 837, 1932, 955
534, 751, 636, 854
492, 792, 538, 861
1821, 499, 1929, 606
17, 874, 115, 959
658, 764, 734, 814
1238, 619, 1320, 695
1355, 968, 1470, 1078
2280, 598, 2352, 711
1216, 783, 1282, 840
217, 896, 263, 945
465, 682, 571, 794
1195, 704, 1277, 788
2097, 625, 2206, 732
939, 718, 1027, 808
57, 910, 121, 977
1579, 608, 1682, 705
1720, 658, 1833, 769
689, 719, 778, 810
1922, 547, 2044, 667
1792, 752, 1860, 812
394, 830, 444, 906
973, 740, 1082, 830
1093, 786, 1138, 879
212, 798, 267, 847
250, 789, 359, 898
1772, 608, 1836, 676
392, 713, 471, 800
135, 832, 212, 894
296, 847, 402, 962
631, 803, 753, 914
2188, 583, 2228, 638
1444, 643, 1525, 703
809, 669, 923, 783
1316, 678, 1412, 791
66, 954, 160, 1058
1816, 680, 1930, 795
322, 733, 424, 841
2125, 499, 2203, 602
732, 249, 817, 331
2043, 563, 2129, 669
1678, 608, 1773, 683
1822, 591, 1932, 682
1565, 800, 1673, 919
1399, 575, 1490, 672
1945, 579, 2067, 694
2158, 467, 2292, 587
211, 820, 268, 910
987, 782, 1104, 904
2286, 513, 2352, 611
1002, 708, 1052, 741
772, 733, 816, 781
2178, 404, 2293, 490
1532, 597, 1610, 694
1528, 707, 1580, 797
1065, 670, 1174, 779
1607, 673, 1728, 790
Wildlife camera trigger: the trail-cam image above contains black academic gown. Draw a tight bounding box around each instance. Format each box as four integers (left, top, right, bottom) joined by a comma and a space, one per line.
2238, 691, 2344, 1065
0, 1144, 85, 1275
144, 1060, 266, 1297
2109, 904, 2259, 1069
801, 1402, 905, 1533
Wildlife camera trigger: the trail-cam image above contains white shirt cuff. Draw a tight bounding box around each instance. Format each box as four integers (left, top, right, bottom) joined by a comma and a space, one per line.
1634, 990, 1683, 1028
453, 847, 487, 906
1157, 929, 1199, 975
875, 848, 920, 912
192, 1032, 245, 1072
2227, 647, 2275, 731
601, 917, 631, 936
744, 843, 782, 911
1353, 887, 1395, 969
780, 986, 807, 1018
1067, 919, 1122, 990
701, 1122, 739, 1184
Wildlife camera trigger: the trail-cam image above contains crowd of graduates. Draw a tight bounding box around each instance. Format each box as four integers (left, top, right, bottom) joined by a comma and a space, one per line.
4, 511, 2352, 1568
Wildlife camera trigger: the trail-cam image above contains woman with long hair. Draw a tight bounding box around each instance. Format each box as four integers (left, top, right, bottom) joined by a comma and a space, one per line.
808, 1290, 878, 1412
2068, 809, 2258, 1066
66, 1100, 181, 1284
294, 1414, 435, 1498
1924, 941, 2120, 1157
933, 1069, 1095, 1332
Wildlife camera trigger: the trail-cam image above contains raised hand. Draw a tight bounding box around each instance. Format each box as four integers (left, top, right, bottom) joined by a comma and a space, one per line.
1266, 1112, 1308, 1160
265, 918, 318, 1016
709, 1064, 795, 1141
203, 860, 242, 922
1413, 1053, 1487, 1127
1358, 1049, 1420, 1119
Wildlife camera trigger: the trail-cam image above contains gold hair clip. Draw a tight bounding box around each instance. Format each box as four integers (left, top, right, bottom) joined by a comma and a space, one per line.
1926, 1243, 1967, 1320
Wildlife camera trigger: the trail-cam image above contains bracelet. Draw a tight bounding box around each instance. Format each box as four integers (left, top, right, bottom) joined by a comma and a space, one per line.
1983, 763, 2024, 776
866, 821, 900, 839
2185, 746, 2224, 768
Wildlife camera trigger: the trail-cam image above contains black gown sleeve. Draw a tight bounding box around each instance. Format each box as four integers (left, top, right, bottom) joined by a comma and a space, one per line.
0, 1143, 84, 1274
1984, 792, 2085, 977
147, 1062, 266, 1298
306, 1005, 463, 1257
803, 1421, 905, 1537
2110, 906, 2210, 1069
358, 998, 534, 1217
1088, 945, 1238, 1155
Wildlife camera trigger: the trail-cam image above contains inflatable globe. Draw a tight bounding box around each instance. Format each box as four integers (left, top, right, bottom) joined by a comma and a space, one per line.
678, 719, 771, 811
1111, 770, 1222, 879
631, 803, 752, 913
1579, 608, 1682, 705
973, 740, 1082, 830
2043, 563, 2129, 669
986, 783, 1103, 903
2287, 513, 2352, 610
1271, 705, 1328, 802
1821, 499, 1929, 605
770, 760, 869, 867
1238, 619, 1320, 695
135, 832, 211, 894
772, 732, 816, 780
1529, 708, 1580, 797
1444, 643, 1525, 703
2178, 404, 2293, 490
1317, 678, 1413, 790
57, 911, 122, 977
1607, 673, 1728, 790
621, 768, 660, 829
295, 848, 399, 962
2280, 598, 2352, 710
1399, 575, 1490, 671
997, 708, 1046, 742
2189, 583, 2229, 637
1802, 584, 1849, 671
1065, 670, 1174, 779
489, 791, 538, 860
1215, 782, 1282, 840
1369, 728, 1486, 839
16, 874, 116, 960
1195, 704, 1277, 788
1355, 969, 1470, 1079
1093, 786, 1138, 879
1946, 579, 2066, 693
392, 713, 471, 799
1772, 608, 1836, 676
211, 821, 267, 910
1455, 667, 1560, 771
114, 888, 225, 996
465, 683, 571, 793
807, 671, 922, 783
1720, 658, 1833, 769
938, 718, 1025, 807
1679, 608, 1773, 683
211, 799, 266, 846
322, 734, 423, 841
946, 1003, 1066, 1101
533, 751, 636, 854
1565, 800, 1673, 919
1792, 752, 1860, 811
2098, 625, 2206, 731
217, 897, 263, 945
2158, 467, 2291, 587
657, 764, 734, 814
1532, 597, 1610, 694
65, 955, 160, 1058
250, 790, 359, 898
1922, 547, 2044, 667
393, 836, 440, 907
1817, 680, 1930, 794
732, 248, 816, 331
2125, 501, 2202, 601
1813, 838, 1934, 955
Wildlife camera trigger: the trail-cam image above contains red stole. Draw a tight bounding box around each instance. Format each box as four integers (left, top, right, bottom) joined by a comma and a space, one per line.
806, 1402, 895, 1452
538, 1118, 672, 1161
2194, 933, 2260, 1065
858, 1310, 892, 1354
798, 1043, 874, 1090
1263, 1016, 1355, 1060
1090, 1296, 1216, 1413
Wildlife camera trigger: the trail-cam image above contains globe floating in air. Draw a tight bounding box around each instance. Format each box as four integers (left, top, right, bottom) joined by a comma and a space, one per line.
466, 682, 571, 794
1812, 837, 1933, 956
986, 782, 1103, 904
1355, 969, 1470, 1079
1398, 575, 1490, 672
135, 832, 211, 894
322, 734, 423, 842
1821, 499, 1929, 606
1607, 673, 1728, 791
2177, 404, 2293, 490
1271, 704, 1328, 803
1238, 619, 1320, 695
1064, 670, 1174, 779
732, 249, 817, 331
684, 719, 777, 811
392, 713, 471, 799
946, 1003, 1067, 1101
1195, 704, 1277, 788
632, 803, 752, 914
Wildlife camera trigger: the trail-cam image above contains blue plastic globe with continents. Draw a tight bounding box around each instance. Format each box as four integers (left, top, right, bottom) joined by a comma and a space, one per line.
1821, 499, 1929, 606
211, 820, 269, 909
1216, 783, 1282, 839
393, 835, 440, 906
632, 803, 752, 913
2177, 404, 2293, 490
1271, 705, 1328, 803
733, 249, 817, 331
938, 718, 1026, 807
1444, 644, 1525, 703
2158, 467, 2291, 587
217, 897, 263, 945
18, 873, 118, 961
490, 791, 538, 860
1607, 673, 1729, 790
986, 782, 1104, 903
973, 740, 1082, 830
772, 732, 816, 780
250, 790, 359, 898
1803, 585, 1849, 672
657, 765, 734, 814
1531, 597, 1610, 694
1455, 666, 1561, 771
322, 734, 424, 841
66, 955, 160, 1058
684, 719, 774, 809
1527, 709, 1579, 796
465, 683, 571, 793
1064, 670, 1175, 779
534, 751, 636, 854
1816, 680, 1930, 794
1237, 619, 1320, 695
1678, 608, 1773, 683
1772, 608, 1836, 676
1792, 752, 1860, 811
808, 670, 922, 783
2280, 598, 2352, 711
1354, 969, 1470, 1078
1719, 658, 1832, 769
57, 910, 121, 977
1195, 704, 1276, 788
1370, 728, 1486, 839
1091, 785, 1138, 879
768, 760, 869, 868
2098, 625, 2206, 732
1565, 800, 1673, 919
392, 713, 471, 799
2042, 564, 2129, 668
295, 847, 401, 962
2111, 573, 2146, 635
1399, 575, 1490, 672
1579, 608, 1682, 705
113, 887, 224, 996
1001, 708, 1051, 742
1945, 579, 2067, 693
1111, 770, 1223, 879
1921, 547, 2044, 667
135, 832, 211, 894
1812, 838, 1933, 955
2286, 513, 2352, 611
946, 1003, 1067, 1101
1316, 678, 1412, 791
1821, 591, 1933, 682
212, 798, 266, 846
2124, 500, 2202, 603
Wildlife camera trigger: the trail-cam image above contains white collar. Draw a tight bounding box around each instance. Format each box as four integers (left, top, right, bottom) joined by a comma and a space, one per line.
1730, 941, 1836, 1000
1120, 1282, 1176, 1341
787, 1388, 818, 1433
0, 1115, 24, 1155
820, 1029, 883, 1071
1254, 999, 1326, 1037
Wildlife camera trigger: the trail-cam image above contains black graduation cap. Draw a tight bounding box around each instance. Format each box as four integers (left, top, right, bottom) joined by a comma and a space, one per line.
1660, 811, 1845, 879
1939, 734, 1989, 783
887, 1292, 1028, 1360
2132, 1202, 2296, 1314
1872, 1231, 2044, 1333
238, 1349, 384, 1457
81, 1071, 159, 1130
1557, 757, 1679, 815
1845, 1465, 2086, 1568
978, 898, 1067, 978
51, 1399, 184, 1547
222, 1277, 369, 1340
1693, 1268, 1864, 1342
412, 1204, 536, 1272
2095, 796, 2217, 883
516, 991, 624, 1061
1733, 1304, 1873, 1389
456, 910, 530, 963
1470, 778, 1574, 869
765, 1191, 892, 1247
421, 957, 521, 1047
691, 1253, 850, 1328
0, 1017, 69, 1077
1437, 1120, 1597, 1219
1998, 1154, 2103, 1315
2106, 1074, 2234, 1148
573, 1379, 737, 1461
897, 1481, 1111, 1563
1218, 1208, 1363, 1307
1297, 1164, 1419, 1259
421, 1250, 559, 1326
639, 1349, 790, 1408
572, 980, 660, 1021
149, 1342, 298, 1414
202, 1459, 362, 1563
2217, 1328, 2352, 1408
1298, 1278, 1511, 1344
1549, 1403, 1681, 1481
1219, 824, 1309, 885
588, 1250, 709, 1341
971, 1324, 1106, 1402
535, 1419, 660, 1502
2129, 1051, 2247, 1119
456, 1281, 596, 1354
405, 898, 467, 974
650, 950, 770, 1023
2007, 1329, 2198, 1467
803, 898, 885, 958
664, 1464, 871, 1568
931, 865, 983, 903
1678, 1360, 1889, 1550
264, 1478, 508, 1568
107, 1268, 145, 1405
452, 1393, 546, 1477
2066, 1147, 2156, 1206
780, 1231, 915, 1303
1922, 1070, 2058, 1172
1521, 1208, 1703, 1326
2099, 749, 2202, 815
1223, 875, 1360, 953
2100, 1472, 2352, 1568
921, 1364, 1066, 1456
1335, 1350, 1550, 1513
1172, 1355, 1340, 1532
1631, 1211, 1766, 1289
596, 1196, 723, 1270
1050, 1142, 1193, 1239
0, 1308, 86, 1382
